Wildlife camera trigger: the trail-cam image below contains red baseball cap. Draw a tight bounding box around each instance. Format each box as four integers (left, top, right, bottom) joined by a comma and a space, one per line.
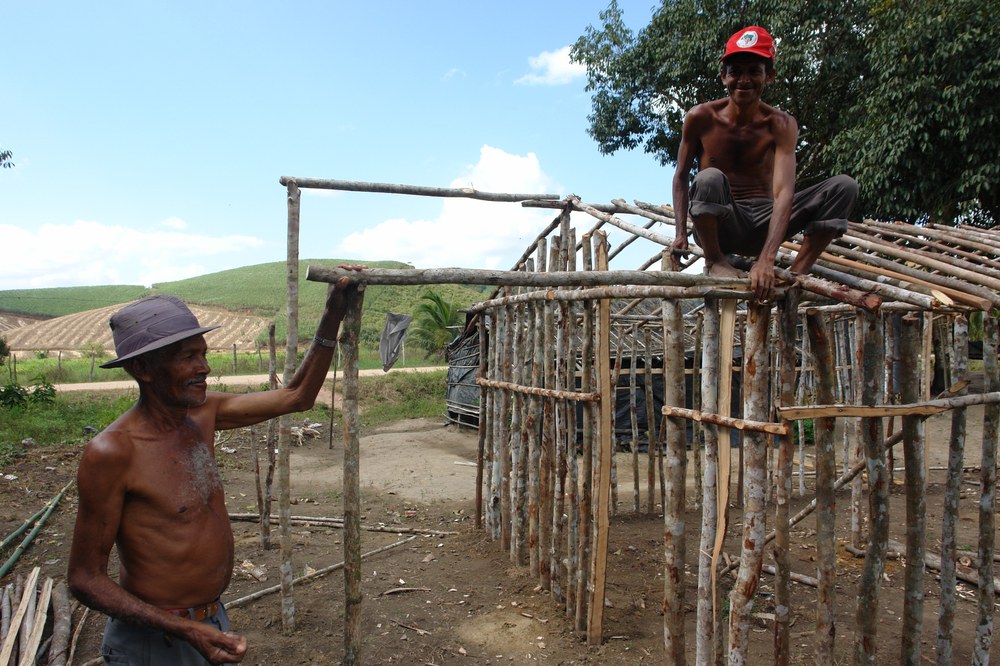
722, 26, 776, 62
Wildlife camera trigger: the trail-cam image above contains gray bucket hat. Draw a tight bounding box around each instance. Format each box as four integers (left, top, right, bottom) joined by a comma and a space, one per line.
101, 295, 220, 369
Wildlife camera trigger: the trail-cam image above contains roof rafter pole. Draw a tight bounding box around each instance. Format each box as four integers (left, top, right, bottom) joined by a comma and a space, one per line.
806, 310, 837, 665
865, 219, 999, 257
838, 230, 1000, 291
943, 223, 1000, 247
855, 221, 1000, 270
466, 285, 752, 312
774, 287, 801, 666
900, 314, 927, 664
820, 239, 1000, 308
587, 230, 613, 646
935, 313, 967, 663
729, 299, 771, 664
695, 298, 722, 666
277, 176, 559, 202
854, 307, 888, 666
661, 251, 687, 663
575, 198, 674, 248
974, 313, 999, 662
308, 265, 732, 288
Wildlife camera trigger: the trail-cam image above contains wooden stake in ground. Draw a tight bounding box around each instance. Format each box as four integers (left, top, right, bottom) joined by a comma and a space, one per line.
807, 312, 836, 665
729, 301, 770, 665
660, 251, 686, 664
936, 314, 967, 665
696, 299, 721, 666
279, 181, 301, 633
341, 284, 366, 666
853, 308, 888, 666
975, 314, 998, 662
774, 288, 800, 666
900, 314, 926, 665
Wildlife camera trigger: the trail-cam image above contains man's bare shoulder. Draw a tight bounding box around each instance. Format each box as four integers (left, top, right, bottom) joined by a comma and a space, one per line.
686, 99, 729, 125
760, 102, 797, 132
80, 411, 139, 471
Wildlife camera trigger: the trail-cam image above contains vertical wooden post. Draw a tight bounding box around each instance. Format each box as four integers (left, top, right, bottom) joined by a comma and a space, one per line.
527, 298, 542, 576
510, 300, 526, 564
900, 314, 926, 665
853, 309, 888, 666
630, 331, 641, 513
936, 314, 967, 664
587, 231, 612, 646
774, 288, 800, 666
693, 312, 704, 511
279, 180, 301, 633
807, 311, 836, 665
564, 230, 579, 619
476, 314, 488, 531
645, 328, 658, 516
975, 314, 998, 662
537, 240, 553, 590
341, 285, 366, 666
695, 298, 721, 666
728, 301, 770, 665
576, 296, 594, 632
661, 253, 687, 663
548, 238, 564, 603
500, 300, 514, 553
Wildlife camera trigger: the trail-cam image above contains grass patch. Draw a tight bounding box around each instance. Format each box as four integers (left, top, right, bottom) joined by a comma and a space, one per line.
0, 391, 136, 466
0, 370, 448, 466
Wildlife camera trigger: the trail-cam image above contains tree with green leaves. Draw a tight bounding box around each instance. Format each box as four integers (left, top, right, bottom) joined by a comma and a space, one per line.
573, 0, 998, 226
410, 291, 462, 360
830, 0, 999, 225
0, 150, 13, 169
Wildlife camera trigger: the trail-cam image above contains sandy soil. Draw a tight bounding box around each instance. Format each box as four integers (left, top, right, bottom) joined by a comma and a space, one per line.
2, 407, 999, 664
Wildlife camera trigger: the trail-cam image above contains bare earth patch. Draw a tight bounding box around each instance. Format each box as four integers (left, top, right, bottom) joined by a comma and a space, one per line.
2, 410, 999, 664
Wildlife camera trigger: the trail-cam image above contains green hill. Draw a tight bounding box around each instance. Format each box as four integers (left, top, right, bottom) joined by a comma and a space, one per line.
0, 259, 487, 346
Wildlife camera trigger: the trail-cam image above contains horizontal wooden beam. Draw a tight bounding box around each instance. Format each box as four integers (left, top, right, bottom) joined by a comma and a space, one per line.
661, 405, 789, 435
778, 391, 1000, 420
278, 176, 559, 202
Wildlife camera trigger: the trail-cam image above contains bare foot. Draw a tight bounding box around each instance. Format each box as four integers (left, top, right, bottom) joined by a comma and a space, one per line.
705, 260, 743, 279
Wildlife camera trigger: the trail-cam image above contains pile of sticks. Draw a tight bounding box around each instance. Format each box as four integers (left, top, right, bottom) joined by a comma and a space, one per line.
0, 567, 80, 666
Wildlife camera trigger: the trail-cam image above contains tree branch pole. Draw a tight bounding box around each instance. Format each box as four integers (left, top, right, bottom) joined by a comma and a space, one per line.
277, 176, 559, 203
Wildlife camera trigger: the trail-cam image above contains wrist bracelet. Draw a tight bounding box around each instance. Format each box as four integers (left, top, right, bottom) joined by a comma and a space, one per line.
314, 335, 337, 348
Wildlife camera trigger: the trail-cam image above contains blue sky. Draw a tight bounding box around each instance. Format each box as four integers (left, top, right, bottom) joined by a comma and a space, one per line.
1, 1, 676, 290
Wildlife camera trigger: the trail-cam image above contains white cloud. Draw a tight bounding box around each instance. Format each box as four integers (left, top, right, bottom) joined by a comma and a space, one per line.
334, 145, 562, 270
159, 216, 188, 230
443, 67, 466, 81
0, 220, 265, 289
515, 45, 586, 85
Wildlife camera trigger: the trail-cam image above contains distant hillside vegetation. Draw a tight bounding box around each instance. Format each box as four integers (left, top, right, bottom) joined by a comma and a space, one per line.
0, 259, 487, 350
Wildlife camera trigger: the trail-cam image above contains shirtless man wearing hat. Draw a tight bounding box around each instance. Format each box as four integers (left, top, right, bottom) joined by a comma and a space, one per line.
670, 26, 858, 300
68, 276, 358, 665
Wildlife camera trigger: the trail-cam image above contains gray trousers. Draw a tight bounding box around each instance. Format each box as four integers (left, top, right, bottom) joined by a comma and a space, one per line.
688, 167, 858, 256
101, 604, 231, 665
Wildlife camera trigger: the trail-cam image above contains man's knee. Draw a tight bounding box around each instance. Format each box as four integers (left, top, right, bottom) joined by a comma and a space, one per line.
691, 167, 727, 192
830, 174, 859, 203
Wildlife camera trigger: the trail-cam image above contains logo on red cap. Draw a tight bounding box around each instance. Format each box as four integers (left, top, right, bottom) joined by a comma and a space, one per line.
722, 26, 776, 62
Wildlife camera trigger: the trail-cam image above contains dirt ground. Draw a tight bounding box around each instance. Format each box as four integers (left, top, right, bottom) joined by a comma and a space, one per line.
2, 406, 1000, 664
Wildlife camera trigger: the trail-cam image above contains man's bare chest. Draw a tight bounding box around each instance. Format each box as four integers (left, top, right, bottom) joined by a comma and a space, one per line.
127, 434, 224, 516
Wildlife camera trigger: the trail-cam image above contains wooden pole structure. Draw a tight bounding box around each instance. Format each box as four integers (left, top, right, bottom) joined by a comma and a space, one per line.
341, 284, 366, 666
974, 314, 998, 662
936, 314, 968, 665
630, 330, 641, 513
853, 308, 888, 666
476, 314, 488, 530
807, 311, 837, 665
488, 308, 502, 541
693, 312, 704, 511
564, 228, 580, 621
548, 237, 565, 604
511, 299, 526, 565
500, 300, 514, 554
729, 301, 771, 665
279, 180, 301, 633
587, 231, 613, 646
774, 287, 800, 666
644, 327, 658, 516
539, 240, 556, 592
696, 299, 721, 666
575, 232, 597, 631
527, 300, 542, 577
661, 251, 687, 663
900, 314, 927, 666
